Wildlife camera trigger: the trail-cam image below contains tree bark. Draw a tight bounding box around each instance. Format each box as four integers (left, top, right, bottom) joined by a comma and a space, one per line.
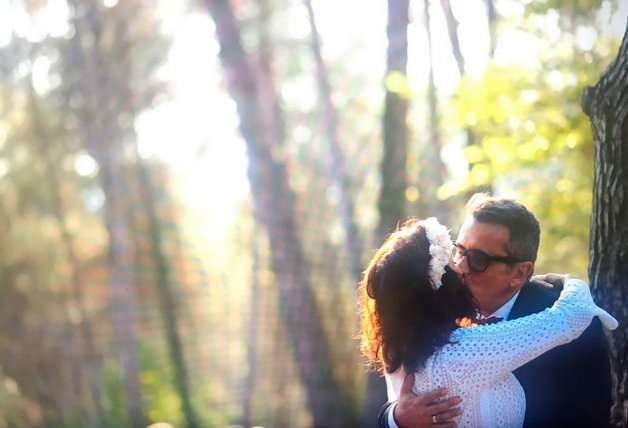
582, 21, 628, 428
206, 1, 357, 425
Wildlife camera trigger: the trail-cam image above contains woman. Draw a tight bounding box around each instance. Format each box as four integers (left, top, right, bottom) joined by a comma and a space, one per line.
359, 217, 617, 428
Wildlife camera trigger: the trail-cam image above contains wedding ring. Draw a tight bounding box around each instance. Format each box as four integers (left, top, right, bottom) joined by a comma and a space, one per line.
432, 415, 438, 424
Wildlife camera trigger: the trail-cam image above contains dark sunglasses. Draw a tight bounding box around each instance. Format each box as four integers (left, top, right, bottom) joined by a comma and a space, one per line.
451, 241, 523, 273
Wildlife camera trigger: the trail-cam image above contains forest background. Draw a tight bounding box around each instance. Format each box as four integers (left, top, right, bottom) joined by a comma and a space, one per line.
1, 0, 627, 427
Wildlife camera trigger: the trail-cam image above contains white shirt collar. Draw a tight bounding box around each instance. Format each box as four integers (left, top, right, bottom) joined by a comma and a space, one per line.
481, 290, 520, 321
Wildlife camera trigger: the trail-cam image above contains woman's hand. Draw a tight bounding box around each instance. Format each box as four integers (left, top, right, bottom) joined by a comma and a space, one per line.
531, 273, 570, 291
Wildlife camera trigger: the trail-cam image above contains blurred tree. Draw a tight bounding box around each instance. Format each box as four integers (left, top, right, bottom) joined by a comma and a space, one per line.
440, 0, 464, 75
582, 22, 628, 428
62, 0, 200, 424
484, 0, 497, 58
205, 0, 358, 425
303, 0, 364, 282
0, 30, 107, 425
439, 0, 494, 199
378, 0, 410, 242
29, 81, 105, 427
242, 227, 261, 428
60, 0, 172, 425
133, 161, 201, 428
63, 2, 144, 424
364, 0, 411, 425
417, 0, 452, 224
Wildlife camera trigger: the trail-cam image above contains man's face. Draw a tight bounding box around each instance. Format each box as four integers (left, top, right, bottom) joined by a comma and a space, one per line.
454, 216, 522, 314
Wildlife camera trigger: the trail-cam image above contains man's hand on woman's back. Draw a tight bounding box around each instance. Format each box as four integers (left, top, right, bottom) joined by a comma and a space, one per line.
392, 373, 462, 428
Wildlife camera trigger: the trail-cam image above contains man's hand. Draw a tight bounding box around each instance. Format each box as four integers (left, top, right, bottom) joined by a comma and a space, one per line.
393, 372, 462, 428
531, 273, 570, 291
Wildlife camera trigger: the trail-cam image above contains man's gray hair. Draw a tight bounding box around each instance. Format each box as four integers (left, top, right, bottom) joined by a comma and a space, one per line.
464, 193, 541, 263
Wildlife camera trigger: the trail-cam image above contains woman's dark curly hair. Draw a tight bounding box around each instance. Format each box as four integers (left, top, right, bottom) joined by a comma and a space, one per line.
358, 218, 477, 374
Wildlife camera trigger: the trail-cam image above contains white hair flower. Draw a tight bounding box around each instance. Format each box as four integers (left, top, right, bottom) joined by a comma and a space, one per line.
423, 217, 453, 291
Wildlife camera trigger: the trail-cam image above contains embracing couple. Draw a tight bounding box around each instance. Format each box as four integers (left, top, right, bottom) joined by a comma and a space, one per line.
359, 193, 617, 428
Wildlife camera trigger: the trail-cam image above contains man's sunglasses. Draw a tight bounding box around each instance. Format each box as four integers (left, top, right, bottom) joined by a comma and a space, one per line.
451, 241, 523, 273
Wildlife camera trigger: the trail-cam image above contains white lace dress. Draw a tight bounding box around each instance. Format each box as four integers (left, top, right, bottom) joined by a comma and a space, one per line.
385, 279, 616, 428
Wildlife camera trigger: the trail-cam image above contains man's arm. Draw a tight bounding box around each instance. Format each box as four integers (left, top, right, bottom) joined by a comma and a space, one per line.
378, 373, 462, 428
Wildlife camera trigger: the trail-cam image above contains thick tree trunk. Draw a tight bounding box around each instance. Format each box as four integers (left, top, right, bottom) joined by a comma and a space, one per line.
378, 0, 410, 241
206, 1, 357, 426
582, 21, 628, 428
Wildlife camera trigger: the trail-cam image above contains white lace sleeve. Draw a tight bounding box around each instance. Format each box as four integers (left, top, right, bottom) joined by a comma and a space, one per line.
441, 279, 615, 391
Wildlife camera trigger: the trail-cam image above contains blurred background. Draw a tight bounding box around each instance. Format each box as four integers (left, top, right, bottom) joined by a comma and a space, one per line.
0, 0, 627, 427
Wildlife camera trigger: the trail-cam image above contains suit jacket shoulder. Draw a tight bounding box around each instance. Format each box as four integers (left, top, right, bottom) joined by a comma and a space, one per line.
509, 282, 559, 320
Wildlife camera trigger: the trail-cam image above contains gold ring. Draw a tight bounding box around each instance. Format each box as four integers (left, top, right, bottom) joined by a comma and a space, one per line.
432, 415, 438, 424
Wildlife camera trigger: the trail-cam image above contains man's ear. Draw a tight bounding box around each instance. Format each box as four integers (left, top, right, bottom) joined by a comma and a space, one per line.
511, 261, 534, 288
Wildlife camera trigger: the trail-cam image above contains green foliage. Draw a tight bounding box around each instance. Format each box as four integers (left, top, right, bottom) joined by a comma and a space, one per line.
448, 4, 621, 279
101, 359, 129, 428
139, 342, 183, 427
525, 0, 606, 17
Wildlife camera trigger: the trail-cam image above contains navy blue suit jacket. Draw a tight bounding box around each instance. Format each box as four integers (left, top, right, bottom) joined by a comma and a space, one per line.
509, 282, 611, 428
378, 282, 611, 428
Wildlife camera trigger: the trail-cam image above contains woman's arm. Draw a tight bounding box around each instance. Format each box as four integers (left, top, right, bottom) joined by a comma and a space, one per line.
441, 279, 616, 390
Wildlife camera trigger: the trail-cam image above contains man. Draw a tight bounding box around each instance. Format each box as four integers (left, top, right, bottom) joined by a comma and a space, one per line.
379, 194, 611, 428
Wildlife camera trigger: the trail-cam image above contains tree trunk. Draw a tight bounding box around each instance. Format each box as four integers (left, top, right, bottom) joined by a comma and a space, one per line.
439, 0, 493, 201
67, 1, 146, 425
113, 10, 200, 423
582, 21, 628, 428
303, 0, 364, 281
135, 162, 201, 428
242, 231, 260, 427
485, 0, 497, 58
440, 0, 464, 76
206, 1, 357, 426
420, 0, 451, 225
364, 1, 411, 426
378, 0, 410, 241
28, 85, 105, 428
